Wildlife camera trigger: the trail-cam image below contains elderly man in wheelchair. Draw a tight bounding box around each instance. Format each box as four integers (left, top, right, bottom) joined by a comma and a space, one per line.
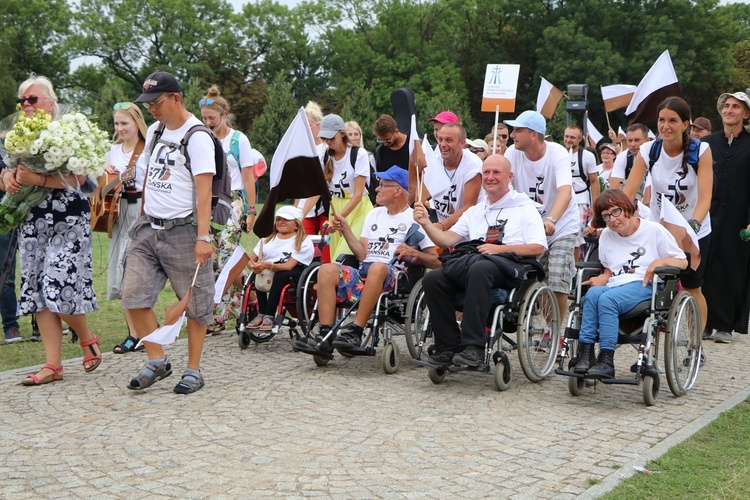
293, 166, 440, 360
413, 155, 549, 371
557, 189, 703, 405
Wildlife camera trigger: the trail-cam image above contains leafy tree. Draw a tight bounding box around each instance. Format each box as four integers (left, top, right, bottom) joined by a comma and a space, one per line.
339, 85, 380, 151
249, 73, 300, 168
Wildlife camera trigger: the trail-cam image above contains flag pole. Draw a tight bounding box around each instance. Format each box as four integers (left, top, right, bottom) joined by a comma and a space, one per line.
605, 112, 612, 131
493, 105, 500, 154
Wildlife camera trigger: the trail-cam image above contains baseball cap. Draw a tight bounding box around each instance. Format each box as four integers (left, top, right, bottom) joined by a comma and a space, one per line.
375, 166, 409, 190
427, 111, 460, 124
276, 205, 303, 221
134, 71, 182, 103
691, 117, 712, 132
318, 114, 346, 139
466, 139, 489, 152
717, 92, 750, 113
599, 143, 617, 155
504, 110, 546, 135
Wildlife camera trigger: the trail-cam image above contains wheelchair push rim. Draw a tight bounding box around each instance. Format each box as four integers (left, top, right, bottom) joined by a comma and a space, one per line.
664, 291, 702, 397
517, 281, 560, 382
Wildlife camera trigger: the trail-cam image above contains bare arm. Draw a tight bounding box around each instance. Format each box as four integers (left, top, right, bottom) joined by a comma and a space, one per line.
692, 147, 714, 224
394, 244, 441, 269
622, 154, 647, 201
241, 166, 257, 230
476, 242, 545, 257
193, 172, 214, 265
543, 184, 573, 236
330, 213, 367, 262
301, 196, 321, 219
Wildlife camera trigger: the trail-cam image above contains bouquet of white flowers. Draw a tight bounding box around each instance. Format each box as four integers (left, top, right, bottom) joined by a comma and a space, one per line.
0, 109, 110, 233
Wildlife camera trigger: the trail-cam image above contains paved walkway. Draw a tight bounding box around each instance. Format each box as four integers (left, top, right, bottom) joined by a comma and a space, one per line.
1, 330, 749, 499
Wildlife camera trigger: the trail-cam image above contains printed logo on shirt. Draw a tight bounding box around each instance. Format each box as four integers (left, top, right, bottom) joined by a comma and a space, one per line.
433, 183, 457, 218
664, 170, 689, 211
612, 246, 646, 277
147, 144, 175, 194
530, 176, 545, 203
366, 223, 406, 258
275, 252, 292, 264
332, 170, 350, 198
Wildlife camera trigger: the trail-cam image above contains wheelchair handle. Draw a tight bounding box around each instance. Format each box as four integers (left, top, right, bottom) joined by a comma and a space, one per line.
654, 266, 682, 276
575, 262, 604, 270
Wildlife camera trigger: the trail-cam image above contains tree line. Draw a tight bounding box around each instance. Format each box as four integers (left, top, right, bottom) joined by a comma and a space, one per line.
2, 0, 749, 162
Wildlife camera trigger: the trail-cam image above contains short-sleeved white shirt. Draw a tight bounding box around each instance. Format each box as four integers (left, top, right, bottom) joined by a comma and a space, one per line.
638, 140, 711, 239
328, 146, 369, 199
429, 152, 481, 222
597, 164, 613, 189
599, 219, 685, 287
107, 143, 147, 192
220, 129, 253, 191
143, 116, 216, 222
451, 190, 548, 249
360, 207, 434, 266
569, 148, 598, 205
253, 234, 314, 267
505, 142, 580, 244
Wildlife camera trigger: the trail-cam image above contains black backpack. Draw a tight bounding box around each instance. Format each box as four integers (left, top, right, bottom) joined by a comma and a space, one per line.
322, 146, 375, 207
648, 137, 701, 174
149, 123, 232, 234
572, 148, 590, 194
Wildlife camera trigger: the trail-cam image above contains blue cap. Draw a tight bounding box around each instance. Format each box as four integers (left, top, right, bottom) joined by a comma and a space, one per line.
375, 166, 409, 190
504, 110, 546, 135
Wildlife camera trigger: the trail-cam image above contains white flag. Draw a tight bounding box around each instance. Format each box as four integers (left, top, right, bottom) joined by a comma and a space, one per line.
213, 245, 249, 304
136, 313, 187, 348
536, 77, 564, 120
586, 118, 603, 145
601, 84, 637, 112
659, 194, 700, 270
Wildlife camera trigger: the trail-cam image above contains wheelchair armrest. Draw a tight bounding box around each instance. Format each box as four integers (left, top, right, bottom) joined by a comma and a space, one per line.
654, 266, 682, 277
575, 262, 604, 270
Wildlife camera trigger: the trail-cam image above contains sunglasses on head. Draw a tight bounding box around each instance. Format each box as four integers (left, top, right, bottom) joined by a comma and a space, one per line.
199, 98, 214, 107
112, 102, 132, 111
16, 96, 41, 105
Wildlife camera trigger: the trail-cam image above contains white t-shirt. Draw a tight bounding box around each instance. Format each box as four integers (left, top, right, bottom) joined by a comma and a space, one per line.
252, 234, 314, 267
597, 164, 613, 189
599, 218, 685, 288
426, 152, 481, 222
143, 116, 216, 222
505, 142, 580, 244
451, 190, 548, 249
220, 129, 254, 191
106, 143, 147, 192
638, 140, 711, 239
360, 207, 434, 265
569, 148, 598, 205
328, 145, 370, 199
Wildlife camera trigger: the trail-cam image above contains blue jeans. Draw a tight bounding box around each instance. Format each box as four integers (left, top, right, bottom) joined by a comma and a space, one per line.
0, 229, 19, 333
578, 281, 652, 351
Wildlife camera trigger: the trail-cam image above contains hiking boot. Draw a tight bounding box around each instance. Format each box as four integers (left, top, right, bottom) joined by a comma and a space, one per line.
427, 350, 455, 366
4, 327, 22, 344
586, 349, 615, 379
573, 342, 596, 374
332, 325, 363, 349
452, 345, 485, 367
701, 328, 714, 341
713, 331, 732, 344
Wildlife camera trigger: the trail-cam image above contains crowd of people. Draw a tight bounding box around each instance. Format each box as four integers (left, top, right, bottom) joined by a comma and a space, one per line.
1, 69, 749, 394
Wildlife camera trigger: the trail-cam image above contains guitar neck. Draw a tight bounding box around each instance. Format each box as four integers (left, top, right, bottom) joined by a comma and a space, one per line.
101, 165, 135, 197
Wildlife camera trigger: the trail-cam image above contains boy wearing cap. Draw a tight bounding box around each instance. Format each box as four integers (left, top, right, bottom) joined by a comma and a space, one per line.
122, 71, 216, 394
702, 92, 750, 343
294, 166, 439, 354
691, 117, 712, 139
504, 110, 579, 319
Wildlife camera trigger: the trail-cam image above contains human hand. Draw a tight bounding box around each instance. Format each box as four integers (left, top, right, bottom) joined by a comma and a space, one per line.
412, 201, 429, 226
194, 240, 214, 266
478, 243, 503, 255
583, 274, 608, 287
543, 219, 556, 236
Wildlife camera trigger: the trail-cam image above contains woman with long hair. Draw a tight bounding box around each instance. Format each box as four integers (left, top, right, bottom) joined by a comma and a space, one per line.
624, 96, 713, 332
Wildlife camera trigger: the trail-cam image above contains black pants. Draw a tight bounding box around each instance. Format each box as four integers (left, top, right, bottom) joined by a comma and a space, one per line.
423, 260, 510, 352
256, 265, 304, 316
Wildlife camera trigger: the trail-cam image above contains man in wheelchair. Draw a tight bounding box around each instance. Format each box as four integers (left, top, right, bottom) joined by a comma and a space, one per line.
413, 155, 548, 367
294, 166, 440, 355
573, 190, 687, 379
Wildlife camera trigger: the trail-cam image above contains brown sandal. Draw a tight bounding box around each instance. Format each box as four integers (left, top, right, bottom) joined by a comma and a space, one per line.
22, 364, 64, 386
80, 334, 102, 373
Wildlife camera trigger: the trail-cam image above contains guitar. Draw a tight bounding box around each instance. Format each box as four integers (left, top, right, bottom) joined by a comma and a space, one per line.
89, 164, 137, 236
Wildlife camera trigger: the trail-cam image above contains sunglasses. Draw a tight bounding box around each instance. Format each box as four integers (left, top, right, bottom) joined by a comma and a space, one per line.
16, 96, 43, 105
199, 98, 214, 106
469, 148, 484, 154
496, 134, 509, 139
142, 94, 172, 110
377, 132, 398, 145
113, 102, 132, 111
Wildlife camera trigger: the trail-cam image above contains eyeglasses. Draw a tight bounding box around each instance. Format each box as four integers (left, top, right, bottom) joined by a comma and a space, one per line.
16, 96, 42, 105
199, 98, 214, 107
377, 132, 398, 145
378, 182, 400, 189
469, 148, 484, 154
601, 207, 623, 222
113, 102, 132, 111
142, 94, 172, 110
498, 134, 509, 139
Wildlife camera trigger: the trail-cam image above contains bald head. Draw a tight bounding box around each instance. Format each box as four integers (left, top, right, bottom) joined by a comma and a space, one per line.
482, 154, 513, 201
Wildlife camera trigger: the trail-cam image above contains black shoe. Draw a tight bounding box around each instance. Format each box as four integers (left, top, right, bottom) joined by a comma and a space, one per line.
295, 335, 333, 352
452, 345, 485, 367
587, 349, 615, 379
427, 350, 454, 366
573, 342, 596, 374
332, 325, 363, 349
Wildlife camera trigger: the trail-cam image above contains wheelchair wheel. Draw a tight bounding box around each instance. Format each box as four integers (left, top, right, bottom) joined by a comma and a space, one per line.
313, 355, 330, 367
295, 262, 322, 335
238, 331, 251, 350
382, 342, 400, 374
568, 375, 585, 396
642, 373, 659, 406
665, 291, 701, 396
404, 278, 430, 360
517, 282, 560, 382
493, 352, 512, 391
428, 367, 447, 384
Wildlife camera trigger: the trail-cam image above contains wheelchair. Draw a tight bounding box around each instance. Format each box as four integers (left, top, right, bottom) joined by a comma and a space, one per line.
410, 264, 561, 391
555, 262, 702, 406
292, 255, 423, 374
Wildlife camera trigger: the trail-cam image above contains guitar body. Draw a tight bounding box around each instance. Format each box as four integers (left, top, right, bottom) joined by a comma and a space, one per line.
89, 172, 120, 235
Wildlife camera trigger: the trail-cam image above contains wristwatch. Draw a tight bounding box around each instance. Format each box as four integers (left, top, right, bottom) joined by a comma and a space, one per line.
196, 234, 212, 243
546, 216, 557, 224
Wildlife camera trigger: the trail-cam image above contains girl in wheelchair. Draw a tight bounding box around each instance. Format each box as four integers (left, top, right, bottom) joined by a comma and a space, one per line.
248, 206, 314, 330
574, 190, 687, 379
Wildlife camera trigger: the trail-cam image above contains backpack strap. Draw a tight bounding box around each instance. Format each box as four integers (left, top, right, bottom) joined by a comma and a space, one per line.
624, 151, 635, 179
350, 146, 359, 168
228, 130, 242, 164
178, 124, 217, 225
648, 138, 664, 173
574, 148, 590, 194
141, 123, 167, 216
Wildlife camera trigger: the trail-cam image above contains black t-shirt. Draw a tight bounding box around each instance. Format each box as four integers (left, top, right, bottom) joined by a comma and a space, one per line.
375, 132, 410, 172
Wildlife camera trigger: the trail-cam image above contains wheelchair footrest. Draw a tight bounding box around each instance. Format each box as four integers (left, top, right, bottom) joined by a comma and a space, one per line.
335, 345, 375, 357
597, 377, 638, 385
411, 359, 446, 369
555, 368, 583, 378
448, 364, 491, 373
292, 344, 334, 360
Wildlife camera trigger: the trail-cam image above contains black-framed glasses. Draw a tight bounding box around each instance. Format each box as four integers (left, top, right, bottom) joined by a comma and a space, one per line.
113, 102, 132, 110
199, 98, 214, 107
498, 134, 509, 139
601, 207, 623, 222
142, 94, 172, 110
377, 131, 398, 145
16, 96, 41, 105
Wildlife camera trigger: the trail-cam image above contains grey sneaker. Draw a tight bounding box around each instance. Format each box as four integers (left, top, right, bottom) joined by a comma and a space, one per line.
4, 328, 22, 343
452, 345, 485, 367
713, 331, 732, 344
702, 329, 714, 341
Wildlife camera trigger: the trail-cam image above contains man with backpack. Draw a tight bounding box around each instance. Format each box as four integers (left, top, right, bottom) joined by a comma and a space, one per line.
563, 125, 600, 260
609, 123, 649, 192
121, 71, 217, 394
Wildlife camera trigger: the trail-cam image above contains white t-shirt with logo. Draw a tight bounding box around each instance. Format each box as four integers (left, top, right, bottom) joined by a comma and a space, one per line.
360, 207, 434, 265
220, 129, 253, 191
143, 116, 216, 222
328, 146, 369, 199
569, 148, 598, 205
599, 218, 685, 288
639, 140, 711, 239
428, 153, 481, 222
597, 164, 613, 189
106, 143, 147, 192
505, 142, 579, 244
450, 191, 548, 249
252, 234, 314, 267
